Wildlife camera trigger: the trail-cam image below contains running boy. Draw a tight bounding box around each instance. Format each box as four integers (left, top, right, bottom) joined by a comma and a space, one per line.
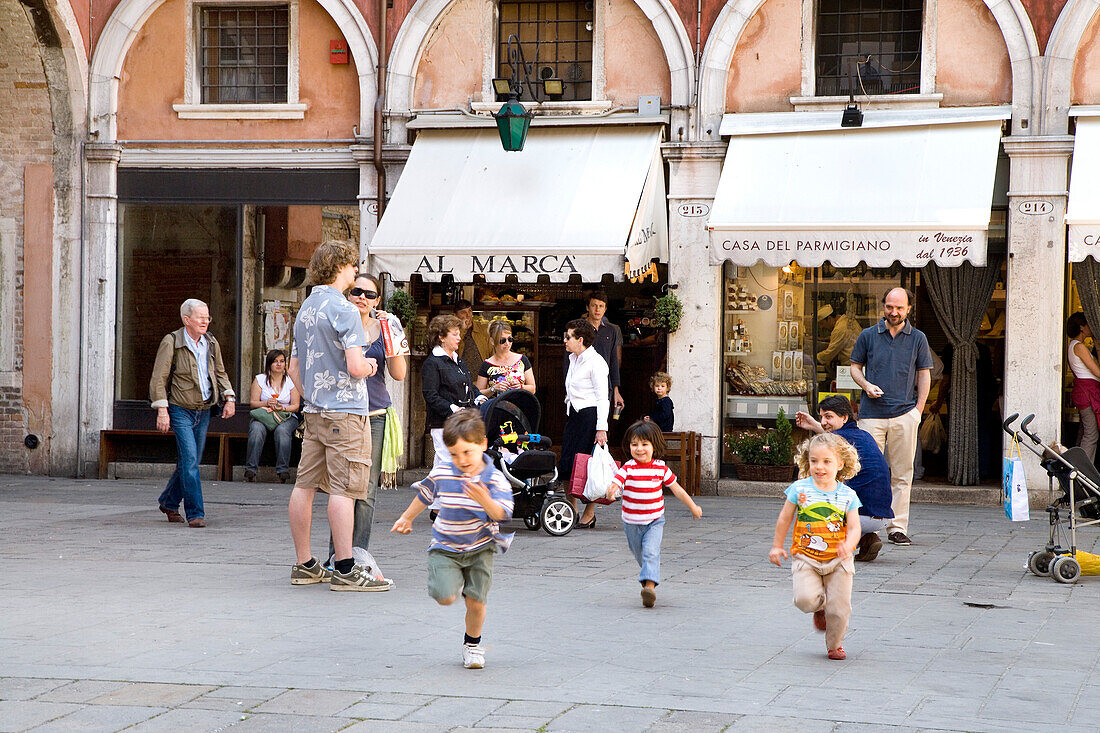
646, 372, 674, 432
391, 409, 514, 669
769, 432, 862, 660
605, 419, 702, 608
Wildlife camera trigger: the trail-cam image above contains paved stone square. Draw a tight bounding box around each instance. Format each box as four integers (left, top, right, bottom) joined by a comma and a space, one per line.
2, 475, 1099, 731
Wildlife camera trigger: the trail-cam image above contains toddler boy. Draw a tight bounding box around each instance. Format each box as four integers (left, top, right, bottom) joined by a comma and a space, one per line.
647, 372, 675, 432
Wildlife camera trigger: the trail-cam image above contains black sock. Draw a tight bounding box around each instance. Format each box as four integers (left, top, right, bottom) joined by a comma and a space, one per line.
464, 634, 481, 646
302, 558, 317, 569
334, 558, 355, 574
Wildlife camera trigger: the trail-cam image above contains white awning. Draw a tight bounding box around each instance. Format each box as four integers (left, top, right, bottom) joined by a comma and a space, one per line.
708, 109, 1007, 268
1068, 116, 1100, 262
369, 126, 666, 283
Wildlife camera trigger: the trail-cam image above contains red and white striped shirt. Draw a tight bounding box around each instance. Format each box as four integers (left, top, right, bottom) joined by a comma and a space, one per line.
613, 459, 676, 525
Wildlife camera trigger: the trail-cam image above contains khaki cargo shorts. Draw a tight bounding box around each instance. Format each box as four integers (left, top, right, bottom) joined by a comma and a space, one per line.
295, 412, 372, 501
427, 546, 495, 604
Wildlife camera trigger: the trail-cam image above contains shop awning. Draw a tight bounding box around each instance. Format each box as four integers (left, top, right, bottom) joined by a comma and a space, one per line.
707, 107, 1009, 268
1068, 114, 1100, 262
369, 126, 666, 283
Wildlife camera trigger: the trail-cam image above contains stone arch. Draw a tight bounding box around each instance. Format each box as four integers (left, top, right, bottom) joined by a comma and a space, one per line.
89, 0, 378, 140
1047, 0, 1100, 133
698, 0, 1039, 139
386, 0, 694, 135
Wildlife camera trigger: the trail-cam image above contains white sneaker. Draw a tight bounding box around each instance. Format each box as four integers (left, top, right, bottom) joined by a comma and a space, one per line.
462, 643, 485, 669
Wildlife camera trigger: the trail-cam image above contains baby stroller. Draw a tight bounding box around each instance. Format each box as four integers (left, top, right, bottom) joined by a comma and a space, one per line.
480, 389, 576, 536
1003, 413, 1100, 583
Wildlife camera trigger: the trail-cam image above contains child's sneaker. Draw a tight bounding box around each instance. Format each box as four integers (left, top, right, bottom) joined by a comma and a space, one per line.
462, 643, 485, 669
641, 587, 656, 608
813, 609, 826, 631
827, 647, 846, 660
330, 565, 391, 591
290, 559, 332, 585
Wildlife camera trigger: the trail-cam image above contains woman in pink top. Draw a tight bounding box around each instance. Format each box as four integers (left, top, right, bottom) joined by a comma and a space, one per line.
605, 420, 701, 608
1067, 312, 1100, 461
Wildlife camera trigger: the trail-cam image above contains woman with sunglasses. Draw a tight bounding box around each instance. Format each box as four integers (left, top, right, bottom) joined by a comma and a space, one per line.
326, 274, 409, 564
475, 320, 536, 398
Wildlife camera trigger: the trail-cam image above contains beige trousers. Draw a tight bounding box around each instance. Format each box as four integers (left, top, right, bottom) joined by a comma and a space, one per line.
858, 407, 922, 534
792, 554, 855, 651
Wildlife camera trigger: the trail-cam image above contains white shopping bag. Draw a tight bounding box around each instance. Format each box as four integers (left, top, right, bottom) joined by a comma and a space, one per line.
1003, 436, 1030, 522
583, 444, 618, 502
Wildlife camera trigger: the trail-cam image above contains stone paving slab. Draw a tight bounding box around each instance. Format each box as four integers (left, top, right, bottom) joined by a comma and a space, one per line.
5, 476, 1100, 731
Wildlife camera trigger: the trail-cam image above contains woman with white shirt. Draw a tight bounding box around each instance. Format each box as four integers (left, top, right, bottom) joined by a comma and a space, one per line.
1067, 311, 1100, 461
244, 349, 301, 482
560, 318, 609, 528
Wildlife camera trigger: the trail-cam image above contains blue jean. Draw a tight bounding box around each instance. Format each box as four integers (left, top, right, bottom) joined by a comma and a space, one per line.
328, 413, 386, 558
244, 415, 299, 474
623, 516, 665, 585
158, 404, 211, 521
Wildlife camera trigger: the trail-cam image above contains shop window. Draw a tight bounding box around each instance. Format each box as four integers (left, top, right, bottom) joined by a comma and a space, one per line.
497, 0, 594, 102
199, 6, 289, 103
116, 205, 239, 402
814, 0, 923, 96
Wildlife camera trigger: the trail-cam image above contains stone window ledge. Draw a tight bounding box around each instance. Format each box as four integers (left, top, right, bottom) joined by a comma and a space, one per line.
173, 103, 307, 120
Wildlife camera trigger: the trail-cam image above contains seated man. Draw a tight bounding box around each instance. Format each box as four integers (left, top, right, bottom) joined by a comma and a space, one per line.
796, 395, 894, 562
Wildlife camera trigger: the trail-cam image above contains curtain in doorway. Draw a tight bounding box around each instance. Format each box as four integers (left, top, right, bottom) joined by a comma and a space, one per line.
1073, 258, 1100, 339
924, 259, 1002, 485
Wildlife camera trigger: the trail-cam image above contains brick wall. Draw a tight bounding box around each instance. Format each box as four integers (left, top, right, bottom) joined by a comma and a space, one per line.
0, 2, 56, 473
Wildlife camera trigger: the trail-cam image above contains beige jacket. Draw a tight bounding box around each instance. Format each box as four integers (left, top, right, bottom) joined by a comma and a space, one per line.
149, 328, 236, 410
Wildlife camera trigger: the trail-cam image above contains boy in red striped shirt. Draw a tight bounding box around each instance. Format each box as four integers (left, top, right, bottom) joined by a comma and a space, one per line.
605, 420, 702, 607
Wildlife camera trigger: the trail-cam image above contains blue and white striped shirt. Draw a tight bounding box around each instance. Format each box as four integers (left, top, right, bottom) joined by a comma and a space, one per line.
415, 456, 514, 553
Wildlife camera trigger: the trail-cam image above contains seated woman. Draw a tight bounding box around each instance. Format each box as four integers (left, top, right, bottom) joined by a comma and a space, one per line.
476, 320, 536, 398
244, 349, 301, 483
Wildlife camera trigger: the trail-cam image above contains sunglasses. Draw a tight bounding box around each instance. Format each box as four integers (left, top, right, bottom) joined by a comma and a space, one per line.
349, 288, 379, 299
499, 337, 514, 344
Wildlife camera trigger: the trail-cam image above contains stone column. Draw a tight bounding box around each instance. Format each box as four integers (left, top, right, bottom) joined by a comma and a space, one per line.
1002, 135, 1074, 487
80, 142, 122, 478
663, 141, 728, 490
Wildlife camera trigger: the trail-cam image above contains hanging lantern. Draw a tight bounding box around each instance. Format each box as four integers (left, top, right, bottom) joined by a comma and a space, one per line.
492, 98, 533, 152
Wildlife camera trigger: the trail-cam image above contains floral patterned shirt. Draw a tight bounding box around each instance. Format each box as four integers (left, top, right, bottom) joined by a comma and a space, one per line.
291, 285, 370, 415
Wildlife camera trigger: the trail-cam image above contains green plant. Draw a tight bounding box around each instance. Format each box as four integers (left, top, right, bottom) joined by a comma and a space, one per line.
386, 288, 416, 326
654, 291, 683, 333
724, 408, 795, 466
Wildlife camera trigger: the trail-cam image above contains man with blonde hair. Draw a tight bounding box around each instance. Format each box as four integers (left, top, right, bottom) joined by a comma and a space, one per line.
150, 298, 236, 528
287, 240, 389, 590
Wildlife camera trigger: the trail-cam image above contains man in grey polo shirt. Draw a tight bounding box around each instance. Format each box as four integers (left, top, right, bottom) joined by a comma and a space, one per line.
849, 287, 933, 547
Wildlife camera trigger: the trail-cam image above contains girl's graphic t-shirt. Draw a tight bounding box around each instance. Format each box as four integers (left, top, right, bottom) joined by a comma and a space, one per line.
784, 477, 861, 562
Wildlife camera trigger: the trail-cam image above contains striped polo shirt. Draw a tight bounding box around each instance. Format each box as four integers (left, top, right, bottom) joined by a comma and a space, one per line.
613, 459, 676, 525
414, 456, 514, 553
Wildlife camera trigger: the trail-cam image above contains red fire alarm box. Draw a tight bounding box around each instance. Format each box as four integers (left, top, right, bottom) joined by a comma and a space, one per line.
330, 40, 348, 64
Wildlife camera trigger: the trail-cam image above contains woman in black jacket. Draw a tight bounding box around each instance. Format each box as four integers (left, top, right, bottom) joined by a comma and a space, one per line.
421, 314, 485, 468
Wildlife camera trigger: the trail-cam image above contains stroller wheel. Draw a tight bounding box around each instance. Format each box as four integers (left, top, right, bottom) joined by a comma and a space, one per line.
523, 515, 541, 531
1051, 556, 1082, 584
1028, 551, 1055, 577
541, 498, 576, 536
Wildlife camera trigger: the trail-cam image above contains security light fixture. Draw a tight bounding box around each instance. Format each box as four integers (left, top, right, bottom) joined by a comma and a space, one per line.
492, 77, 514, 101
542, 78, 564, 100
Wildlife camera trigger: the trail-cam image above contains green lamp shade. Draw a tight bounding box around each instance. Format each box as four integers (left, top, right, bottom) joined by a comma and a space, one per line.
493, 99, 533, 152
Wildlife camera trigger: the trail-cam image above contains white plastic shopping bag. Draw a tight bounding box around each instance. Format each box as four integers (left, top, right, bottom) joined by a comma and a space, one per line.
583, 444, 617, 502
1003, 435, 1030, 522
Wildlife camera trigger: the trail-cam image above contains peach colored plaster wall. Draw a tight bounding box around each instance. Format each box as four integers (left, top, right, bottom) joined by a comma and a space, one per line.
603, 0, 671, 104
413, 0, 671, 109
1073, 11, 1100, 104
936, 0, 1011, 106
725, 0, 801, 113
412, 0, 488, 109
116, 0, 360, 140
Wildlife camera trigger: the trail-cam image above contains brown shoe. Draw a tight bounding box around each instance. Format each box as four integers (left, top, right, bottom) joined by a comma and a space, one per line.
855, 533, 882, 562
159, 505, 184, 523
188, 517, 207, 528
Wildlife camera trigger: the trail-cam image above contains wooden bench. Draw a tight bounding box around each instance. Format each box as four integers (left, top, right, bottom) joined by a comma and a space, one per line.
99, 429, 244, 481
663, 431, 702, 495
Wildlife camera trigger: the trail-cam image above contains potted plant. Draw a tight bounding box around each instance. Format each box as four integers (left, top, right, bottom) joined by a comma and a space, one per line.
654, 291, 683, 333
385, 287, 416, 326
725, 408, 797, 482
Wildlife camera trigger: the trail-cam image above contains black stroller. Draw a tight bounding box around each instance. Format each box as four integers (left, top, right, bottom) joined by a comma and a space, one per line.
480, 389, 576, 536
1003, 413, 1100, 583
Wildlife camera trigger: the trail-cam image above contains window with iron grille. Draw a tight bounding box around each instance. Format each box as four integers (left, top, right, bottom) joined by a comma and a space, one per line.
199, 6, 289, 104
497, 0, 594, 103
815, 0, 923, 96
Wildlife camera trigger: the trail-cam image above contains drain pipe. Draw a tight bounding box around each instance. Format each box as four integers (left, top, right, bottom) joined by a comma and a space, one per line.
374, 0, 388, 223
